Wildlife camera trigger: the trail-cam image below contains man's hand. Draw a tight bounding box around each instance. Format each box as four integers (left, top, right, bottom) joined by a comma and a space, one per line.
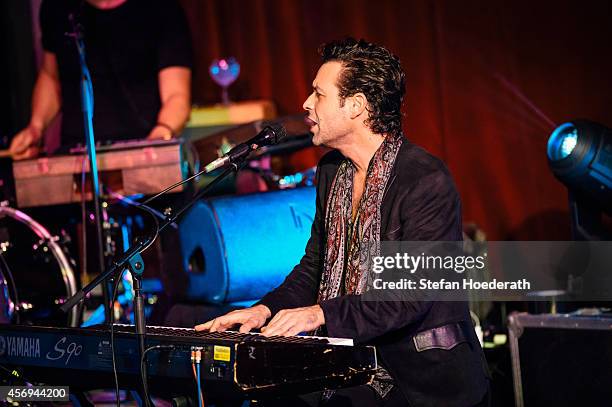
195, 304, 271, 333
10, 126, 42, 160
150, 66, 191, 140
146, 124, 173, 141
260, 305, 325, 337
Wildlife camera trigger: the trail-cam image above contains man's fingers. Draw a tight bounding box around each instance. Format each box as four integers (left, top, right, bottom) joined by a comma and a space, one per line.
210, 313, 249, 332
268, 323, 297, 337
195, 308, 269, 333
16, 151, 35, 160
10, 133, 33, 155
262, 318, 295, 337
194, 319, 213, 331
209, 317, 226, 332
12, 147, 36, 160
238, 319, 258, 333
9, 144, 23, 155
285, 325, 304, 337
265, 310, 289, 329
195, 317, 226, 332
261, 311, 292, 334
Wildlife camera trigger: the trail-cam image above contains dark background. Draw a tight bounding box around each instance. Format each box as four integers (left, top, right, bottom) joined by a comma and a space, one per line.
3, 0, 612, 240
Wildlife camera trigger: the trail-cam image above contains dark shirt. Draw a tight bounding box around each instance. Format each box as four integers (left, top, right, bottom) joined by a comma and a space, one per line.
40, 0, 192, 148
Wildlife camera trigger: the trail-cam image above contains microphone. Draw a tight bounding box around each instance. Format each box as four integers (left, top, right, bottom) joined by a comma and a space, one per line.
141, 123, 287, 207
204, 123, 287, 172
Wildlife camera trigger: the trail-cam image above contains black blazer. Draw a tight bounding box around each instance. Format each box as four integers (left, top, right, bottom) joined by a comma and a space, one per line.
259, 141, 490, 406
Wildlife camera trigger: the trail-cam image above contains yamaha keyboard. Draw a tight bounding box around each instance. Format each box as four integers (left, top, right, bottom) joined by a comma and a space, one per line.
0, 324, 376, 398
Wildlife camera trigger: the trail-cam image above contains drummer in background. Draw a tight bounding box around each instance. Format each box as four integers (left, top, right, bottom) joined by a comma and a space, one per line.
9, 0, 192, 160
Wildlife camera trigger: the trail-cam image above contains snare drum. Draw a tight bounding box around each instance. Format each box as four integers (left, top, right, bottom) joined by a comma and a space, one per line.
0, 205, 79, 326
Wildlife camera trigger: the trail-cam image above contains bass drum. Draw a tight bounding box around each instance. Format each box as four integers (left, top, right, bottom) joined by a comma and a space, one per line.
0, 206, 79, 326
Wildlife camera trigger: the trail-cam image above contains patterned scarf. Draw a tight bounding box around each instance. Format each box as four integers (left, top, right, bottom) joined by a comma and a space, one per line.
317, 133, 403, 400
318, 133, 403, 302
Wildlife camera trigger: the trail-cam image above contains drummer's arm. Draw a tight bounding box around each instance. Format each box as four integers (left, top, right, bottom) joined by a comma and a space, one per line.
9, 52, 61, 159
30, 52, 62, 136
146, 67, 191, 140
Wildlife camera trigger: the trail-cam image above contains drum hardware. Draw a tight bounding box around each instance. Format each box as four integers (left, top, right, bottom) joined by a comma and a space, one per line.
275, 166, 316, 189
0, 203, 79, 326
81, 192, 167, 327
238, 167, 317, 194
0, 255, 17, 323
236, 161, 316, 194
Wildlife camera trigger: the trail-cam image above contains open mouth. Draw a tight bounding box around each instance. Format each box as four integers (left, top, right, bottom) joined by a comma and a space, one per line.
304, 116, 318, 127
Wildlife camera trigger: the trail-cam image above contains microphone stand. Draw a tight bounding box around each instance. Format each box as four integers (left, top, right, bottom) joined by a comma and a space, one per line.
61, 161, 241, 404
69, 13, 111, 324
61, 118, 281, 403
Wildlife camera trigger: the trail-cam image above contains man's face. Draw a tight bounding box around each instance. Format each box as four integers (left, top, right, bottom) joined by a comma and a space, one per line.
303, 61, 352, 147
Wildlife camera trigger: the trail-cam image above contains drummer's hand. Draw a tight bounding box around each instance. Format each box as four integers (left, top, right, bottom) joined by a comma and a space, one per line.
195, 304, 271, 333
146, 124, 173, 141
10, 126, 41, 160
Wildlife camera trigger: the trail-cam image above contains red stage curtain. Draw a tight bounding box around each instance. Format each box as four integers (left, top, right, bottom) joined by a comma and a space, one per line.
178, 0, 612, 240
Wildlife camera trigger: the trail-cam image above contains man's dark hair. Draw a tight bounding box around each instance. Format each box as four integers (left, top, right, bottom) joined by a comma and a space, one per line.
319, 38, 405, 136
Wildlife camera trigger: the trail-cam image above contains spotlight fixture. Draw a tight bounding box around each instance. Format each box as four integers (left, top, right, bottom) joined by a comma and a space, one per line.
547, 120, 612, 239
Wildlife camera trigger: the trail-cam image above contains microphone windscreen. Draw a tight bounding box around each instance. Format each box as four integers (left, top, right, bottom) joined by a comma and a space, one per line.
268, 123, 288, 144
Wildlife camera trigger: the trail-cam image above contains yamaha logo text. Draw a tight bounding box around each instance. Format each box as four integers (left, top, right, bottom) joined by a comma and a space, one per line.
3, 336, 41, 358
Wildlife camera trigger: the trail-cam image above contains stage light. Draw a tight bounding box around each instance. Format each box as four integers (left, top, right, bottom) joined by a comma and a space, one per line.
548, 123, 578, 160
547, 120, 612, 239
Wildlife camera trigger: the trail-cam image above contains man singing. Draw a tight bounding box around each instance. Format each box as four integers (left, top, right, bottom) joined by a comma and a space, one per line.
196, 38, 490, 407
